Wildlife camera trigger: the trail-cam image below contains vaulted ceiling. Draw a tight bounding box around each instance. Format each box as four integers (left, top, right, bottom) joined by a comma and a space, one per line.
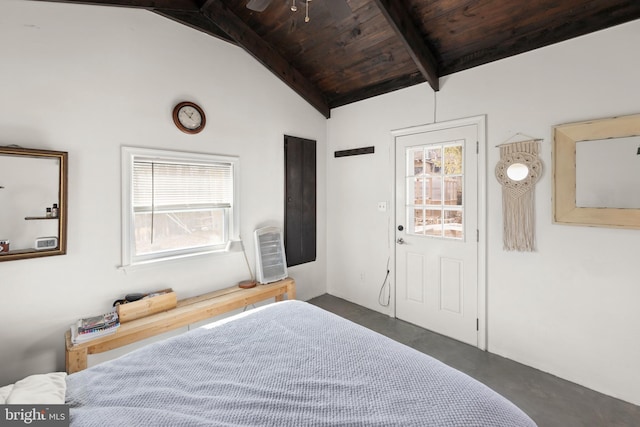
37, 0, 640, 118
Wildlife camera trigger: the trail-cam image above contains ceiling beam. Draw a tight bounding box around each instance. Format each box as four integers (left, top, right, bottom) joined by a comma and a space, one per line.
201, 1, 330, 118
372, 0, 439, 92
32, 0, 200, 12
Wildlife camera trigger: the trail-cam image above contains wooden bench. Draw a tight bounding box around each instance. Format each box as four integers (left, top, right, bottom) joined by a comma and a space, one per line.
65, 278, 296, 373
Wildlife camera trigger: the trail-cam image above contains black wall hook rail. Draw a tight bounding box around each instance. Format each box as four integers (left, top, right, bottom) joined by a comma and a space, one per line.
334, 146, 375, 157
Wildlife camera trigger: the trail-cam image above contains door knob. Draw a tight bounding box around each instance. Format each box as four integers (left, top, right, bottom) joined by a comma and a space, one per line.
396, 237, 405, 244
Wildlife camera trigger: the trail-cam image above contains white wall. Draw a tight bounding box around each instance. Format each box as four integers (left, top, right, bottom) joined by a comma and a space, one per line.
0, 0, 326, 385
327, 20, 640, 406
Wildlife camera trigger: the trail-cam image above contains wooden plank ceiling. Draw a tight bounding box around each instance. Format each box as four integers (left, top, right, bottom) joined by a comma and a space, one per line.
35, 0, 640, 118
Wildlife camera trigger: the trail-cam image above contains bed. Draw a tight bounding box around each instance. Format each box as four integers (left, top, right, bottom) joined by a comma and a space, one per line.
19, 300, 538, 426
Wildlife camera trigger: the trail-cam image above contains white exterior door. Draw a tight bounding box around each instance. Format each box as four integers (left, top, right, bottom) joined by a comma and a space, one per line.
394, 120, 482, 347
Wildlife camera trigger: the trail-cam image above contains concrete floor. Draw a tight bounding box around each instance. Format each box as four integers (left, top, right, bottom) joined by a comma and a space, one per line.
308, 294, 640, 427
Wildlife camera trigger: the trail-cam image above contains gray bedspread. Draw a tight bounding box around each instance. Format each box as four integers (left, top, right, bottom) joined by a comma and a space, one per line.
66, 300, 537, 426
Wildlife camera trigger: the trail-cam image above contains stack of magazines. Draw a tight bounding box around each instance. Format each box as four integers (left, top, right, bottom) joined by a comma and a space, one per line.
70, 310, 120, 344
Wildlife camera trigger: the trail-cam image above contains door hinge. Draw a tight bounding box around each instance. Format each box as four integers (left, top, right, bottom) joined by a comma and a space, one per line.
476, 229, 479, 242
476, 318, 479, 331
476, 140, 479, 154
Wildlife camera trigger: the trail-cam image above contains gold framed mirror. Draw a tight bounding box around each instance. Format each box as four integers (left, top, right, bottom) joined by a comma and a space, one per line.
553, 113, 640, 229
0, 146, 68, 261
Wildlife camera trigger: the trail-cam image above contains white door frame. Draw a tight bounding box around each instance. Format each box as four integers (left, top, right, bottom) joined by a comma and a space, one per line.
390, 115, 487, 350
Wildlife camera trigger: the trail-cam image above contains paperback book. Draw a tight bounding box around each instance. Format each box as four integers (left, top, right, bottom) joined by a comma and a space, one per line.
78, 310, 119, 333
70, 311, 120, 344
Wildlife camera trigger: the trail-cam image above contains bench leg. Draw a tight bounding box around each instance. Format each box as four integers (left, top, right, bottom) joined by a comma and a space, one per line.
286, 280, 296, 300
66, 347, 88, 374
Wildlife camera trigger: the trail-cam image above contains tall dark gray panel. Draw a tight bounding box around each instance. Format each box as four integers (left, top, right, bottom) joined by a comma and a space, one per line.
284, 135, 316, 266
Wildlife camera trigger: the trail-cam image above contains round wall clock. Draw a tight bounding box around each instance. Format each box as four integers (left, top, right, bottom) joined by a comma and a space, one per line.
172, 101, 206, 134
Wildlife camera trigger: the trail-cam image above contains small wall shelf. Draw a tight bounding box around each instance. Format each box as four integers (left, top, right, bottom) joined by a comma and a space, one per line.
24, 216, 59, 220
0, 248, 37, 255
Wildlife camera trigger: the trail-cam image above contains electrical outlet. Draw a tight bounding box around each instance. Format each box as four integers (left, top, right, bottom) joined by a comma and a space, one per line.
377, 201, 387, 212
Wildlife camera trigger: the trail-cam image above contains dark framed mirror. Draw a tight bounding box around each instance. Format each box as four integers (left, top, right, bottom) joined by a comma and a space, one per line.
0, 146, 68, 261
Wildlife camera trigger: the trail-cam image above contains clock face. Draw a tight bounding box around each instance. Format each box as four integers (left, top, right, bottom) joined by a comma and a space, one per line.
178, 106, 202, 130
173, 102, 206, 134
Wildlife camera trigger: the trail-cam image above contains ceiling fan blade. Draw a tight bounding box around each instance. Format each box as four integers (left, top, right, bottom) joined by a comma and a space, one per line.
326, 0, 352, 20
247, 0, 273, 12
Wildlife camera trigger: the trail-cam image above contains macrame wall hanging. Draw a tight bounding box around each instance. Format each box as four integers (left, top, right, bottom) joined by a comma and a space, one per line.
495, 136, 543, 251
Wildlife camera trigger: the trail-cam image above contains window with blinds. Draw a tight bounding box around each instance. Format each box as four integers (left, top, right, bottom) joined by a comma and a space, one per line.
122, 147, 239, 266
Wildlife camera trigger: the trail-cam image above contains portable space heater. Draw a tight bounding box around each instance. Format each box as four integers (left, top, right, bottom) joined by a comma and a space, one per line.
254, 226, 288, 284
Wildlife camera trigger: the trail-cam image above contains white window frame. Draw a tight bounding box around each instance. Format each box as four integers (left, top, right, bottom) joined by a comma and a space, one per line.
121, 146, 240, 267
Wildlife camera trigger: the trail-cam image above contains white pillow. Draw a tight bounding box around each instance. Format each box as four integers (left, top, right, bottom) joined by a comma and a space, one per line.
1, 372, 67, 404
0, 384, 14, 404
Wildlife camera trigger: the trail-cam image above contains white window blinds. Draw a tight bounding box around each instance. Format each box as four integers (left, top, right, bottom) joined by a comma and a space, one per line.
133, 161, 233, 211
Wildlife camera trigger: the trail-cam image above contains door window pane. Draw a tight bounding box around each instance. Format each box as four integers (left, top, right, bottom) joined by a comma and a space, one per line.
444, 145, 463, 174
444, 176, 463, 206
411, 177, 424, 205
424, 209, 442, 237
425, 148, 441, 173
443, 210, 463, 238
412, 208, 424, 235
425, 175, 440, 204
411, 149, 424, 175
